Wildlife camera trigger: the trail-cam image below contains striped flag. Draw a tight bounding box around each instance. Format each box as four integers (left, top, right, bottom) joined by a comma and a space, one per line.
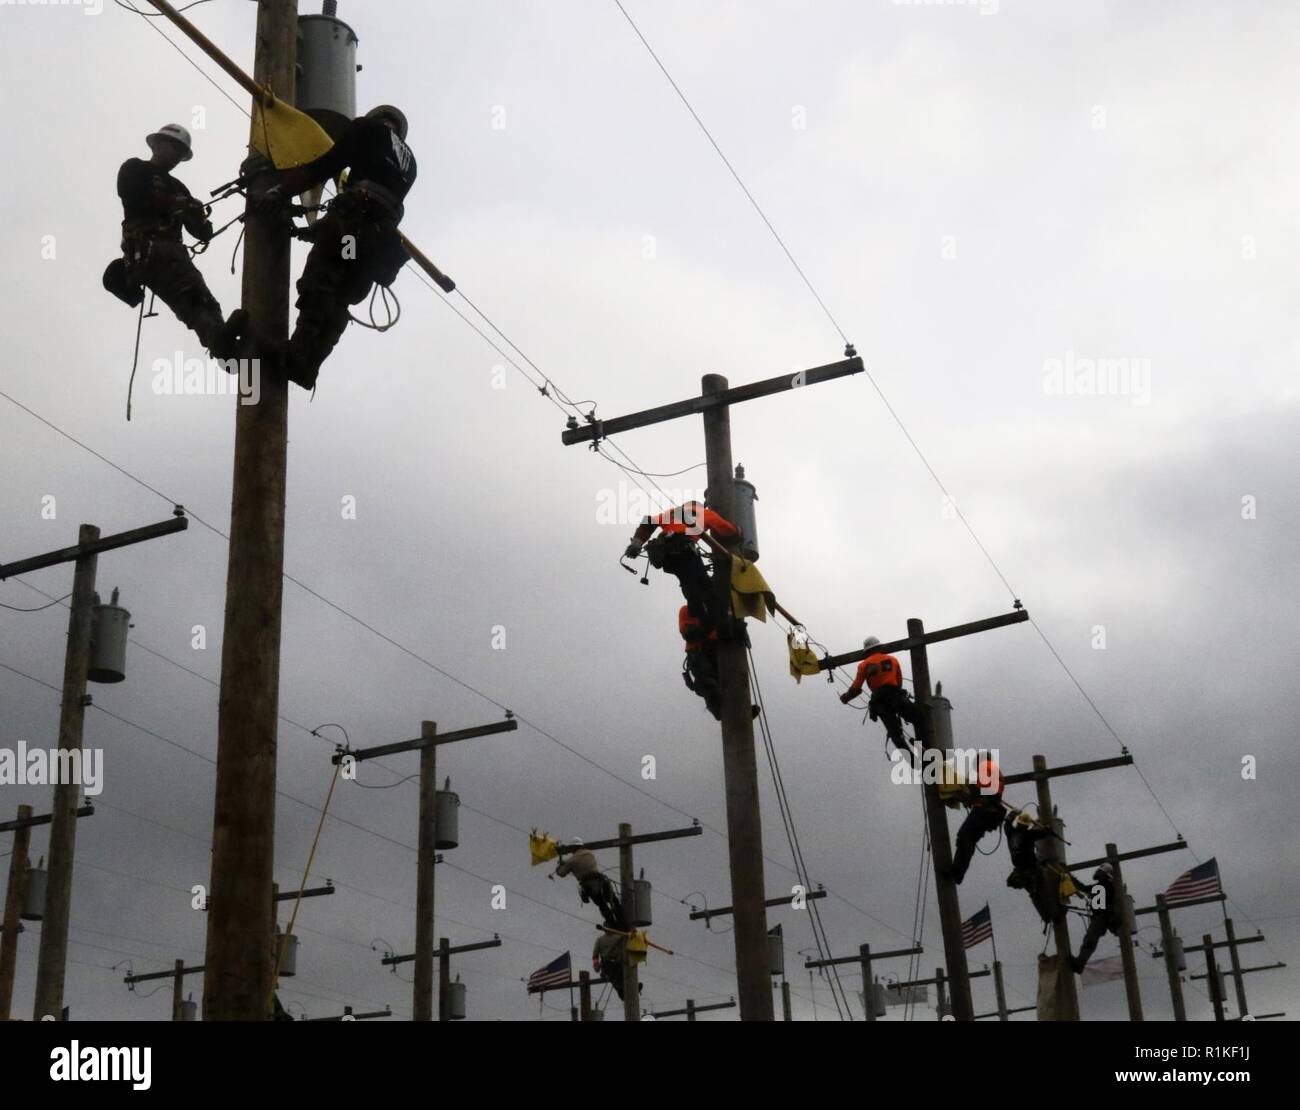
1081, 957, 1126, 987
526, 952, 572, 993
1164, 859, 1222, 906
961, 904, 993, 949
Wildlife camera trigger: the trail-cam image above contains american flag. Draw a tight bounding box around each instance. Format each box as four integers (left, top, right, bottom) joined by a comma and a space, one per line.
1081, 957, 1126, 988
961, 904, 993, 949
1164, 859, 1222, 906
526, 952, 572, 993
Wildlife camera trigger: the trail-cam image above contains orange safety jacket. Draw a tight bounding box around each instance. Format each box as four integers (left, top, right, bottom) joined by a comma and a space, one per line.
679, 606, 718, 650
974, 758, 1004, 799
632, 502, 739, 546
846, 652, 904, 698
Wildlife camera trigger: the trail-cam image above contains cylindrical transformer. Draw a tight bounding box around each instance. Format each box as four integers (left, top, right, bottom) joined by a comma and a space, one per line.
435, 788, 460, 850
929, 691, 954, 751
21, 862, 47, 921
731, 464, 759, 561
871, 982, 888, 1017
179, 997, 198, 1022
630, 877, 652, 927
588, 1007, 605, 1022
276, 931, 299, 977
1171, 935, 1186, 972
447, 978, 467, 1020
296, 8, 359, 142
88, 588, 130, 684
1121, 893, 1136, 934
768, 932, 784, 977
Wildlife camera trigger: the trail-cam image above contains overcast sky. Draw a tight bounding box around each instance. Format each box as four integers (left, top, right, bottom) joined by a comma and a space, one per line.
1, 0, 1297, 1022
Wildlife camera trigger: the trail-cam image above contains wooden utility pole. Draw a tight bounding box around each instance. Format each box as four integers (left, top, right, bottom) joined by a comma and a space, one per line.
701, 374, 770, 1020
1223, 918, 1250, 1018
204, 0, 297, 1021
171, 958, 185, 1022
1030, 755, 1079, 1021
780, 980, 793, 1021
0, 805, 33, 1020
416, 725, 438, 1022
562, 354, 863, 1019
338, 716, 517, 1020
31, 524, 96, 1020
579, 971, 593, 1021
908, 620, 973, 1022
991, 961, 1009, 1021
618, 822, 639, 1021
1106, 843, 1143, 1021
1154, 894, 1187, 1022
1205, 934, 1225, 1022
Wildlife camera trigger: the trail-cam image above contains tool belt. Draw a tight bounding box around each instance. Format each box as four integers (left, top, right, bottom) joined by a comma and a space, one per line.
343, 179, 405, 224
332, 184, 410, 287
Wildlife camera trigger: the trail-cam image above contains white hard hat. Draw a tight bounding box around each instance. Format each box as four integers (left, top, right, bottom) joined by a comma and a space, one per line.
863, 636, 881, 652
563, 837, 584, 849
147, 123, 193, 161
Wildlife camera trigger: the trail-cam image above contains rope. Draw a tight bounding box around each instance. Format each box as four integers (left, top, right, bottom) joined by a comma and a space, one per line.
267, 758, 342, 1016
348, 283, 401, 332
125, 290, 155, 422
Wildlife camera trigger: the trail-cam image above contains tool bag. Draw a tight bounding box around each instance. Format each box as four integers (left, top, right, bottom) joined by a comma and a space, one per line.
102, 257, 144, 308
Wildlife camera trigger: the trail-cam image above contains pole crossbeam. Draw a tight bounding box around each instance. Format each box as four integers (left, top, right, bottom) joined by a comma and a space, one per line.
804, 944, 921, 969
559, 358, 863, 446
274, 885, 334, 901
1190, 961, 1281, 981
819, 609, 1028, 672
891, 968, 991, 989
689, 889, 826, 921
565, 825, 702, 853
1067, 839, 1186, 872
339, 718, 518, 763
125, 965, 205, 986
1001, 754, 1133, 786
0, 515, 187, 580
382, 936, 502, 967
0, 807, 94, 835
652, 999, 736, 1018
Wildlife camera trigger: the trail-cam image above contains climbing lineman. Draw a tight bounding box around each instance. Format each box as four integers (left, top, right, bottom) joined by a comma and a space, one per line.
1004, 809, 1066, 924
946, 752, 1005, 885
259, 104, 416, 390
839, 636, 918, 763
625, 501, 741, 636
555, 839, 623, 929
1071, 862, 1120, 973
107, 123, 245, 358
679, 604, 722, 721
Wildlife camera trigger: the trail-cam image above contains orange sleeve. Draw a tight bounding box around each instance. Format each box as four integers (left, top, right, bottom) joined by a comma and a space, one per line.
703, 510, 739, 539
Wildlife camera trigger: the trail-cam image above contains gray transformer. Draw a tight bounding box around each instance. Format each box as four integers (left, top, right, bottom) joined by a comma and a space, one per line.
435, 786, 459, 850
21, 860, 47, 921
630, 876, 652, 927
730, 465, 759, 562
297, 7, 359, 141
88, 588, 130, 684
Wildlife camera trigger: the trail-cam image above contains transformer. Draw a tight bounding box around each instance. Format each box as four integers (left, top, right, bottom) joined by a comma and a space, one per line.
179, 995, 198, 1022
630, 874, 652, 928
21, 859, 47, 921
447, 977, 467, 1020
435, 783, 459, 850
730, 465, 760, 561
275, 930, 299, 977
88, 587, 130, 684
296, 3, 359, 142
768, 929, 784, 977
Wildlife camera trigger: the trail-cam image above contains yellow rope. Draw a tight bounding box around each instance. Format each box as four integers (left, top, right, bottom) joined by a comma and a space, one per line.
266, 757, 342, 1017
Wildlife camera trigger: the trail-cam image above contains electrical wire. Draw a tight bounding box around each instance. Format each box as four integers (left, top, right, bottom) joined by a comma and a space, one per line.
0, 592, 70, 612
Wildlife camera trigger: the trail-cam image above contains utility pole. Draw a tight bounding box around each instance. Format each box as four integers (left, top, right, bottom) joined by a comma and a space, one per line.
124, 961, 204, 1019
338, 716, 518, 1020
1106, 843, 1143, 1021
380, 935, 501, 1020
804, 942, 922, 1022
1154, 894, 1187, 1022
32, 524, 96, 1021
203, 0, 297, 1021
171, 958, 184, 1022
781, 980, 793, 1021
618, 822, 639, 1022
1205, 934, 1225, 1022
579, 971, 592, 1021
0, 514, 188, 1021
991, 961, 1009, 1021
562, 353, 863, 1019
702, 374, 770, 1021
1223, 918, 1250, 1019
0, 805, 32, 1020
819, 608, 1029, 1022
1030, 755, 1078, 1021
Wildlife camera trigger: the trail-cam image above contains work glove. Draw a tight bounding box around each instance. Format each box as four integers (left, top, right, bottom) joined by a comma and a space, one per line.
624, 543, 642, 559
251, 185, 288, 215
839, 690, 854, 705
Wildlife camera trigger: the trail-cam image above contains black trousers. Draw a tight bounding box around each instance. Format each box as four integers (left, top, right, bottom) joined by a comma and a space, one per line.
951, 799, 1004, 884
868, 684, 917, 747
1075, 911, 1115, 970
581, 873, 623, 930
683, 646, 722, 720
660, 539, 723, 631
